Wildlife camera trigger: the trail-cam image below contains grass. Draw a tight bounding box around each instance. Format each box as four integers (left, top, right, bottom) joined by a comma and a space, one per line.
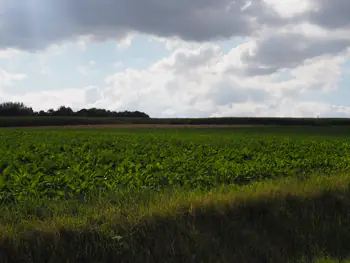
1, 172, 350, 263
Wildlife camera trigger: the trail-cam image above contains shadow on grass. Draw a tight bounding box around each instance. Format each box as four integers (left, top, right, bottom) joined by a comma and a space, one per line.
2, 189, 350, 263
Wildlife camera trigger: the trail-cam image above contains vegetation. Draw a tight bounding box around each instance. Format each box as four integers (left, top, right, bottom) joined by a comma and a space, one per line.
0, 101, 149, 118
3, 101, 350, 128
3, 115, 350, 127
1, 127, 350, 203
2, 173, 350, 263
1, 126, 350, 262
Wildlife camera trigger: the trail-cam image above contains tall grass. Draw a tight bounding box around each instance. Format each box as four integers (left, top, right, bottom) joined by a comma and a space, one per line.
1, 173, 350, 263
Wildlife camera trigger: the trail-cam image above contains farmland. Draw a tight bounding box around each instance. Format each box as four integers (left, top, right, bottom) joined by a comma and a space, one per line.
1, 126, 350, 262
1, 126, 350, 202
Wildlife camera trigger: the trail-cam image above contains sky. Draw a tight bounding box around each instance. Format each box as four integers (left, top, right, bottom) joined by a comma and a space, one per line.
0, 0, 349, 118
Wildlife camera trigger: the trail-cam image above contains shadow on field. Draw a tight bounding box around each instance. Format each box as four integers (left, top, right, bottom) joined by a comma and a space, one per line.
2, 189, 350, 263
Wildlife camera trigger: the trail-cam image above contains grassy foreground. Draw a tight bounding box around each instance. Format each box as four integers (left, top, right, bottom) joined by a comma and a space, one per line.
1, 173, 350, 263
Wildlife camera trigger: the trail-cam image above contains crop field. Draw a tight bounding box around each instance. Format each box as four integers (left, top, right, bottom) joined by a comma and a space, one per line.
1, 126, 350, 203
2, 126, 350, 263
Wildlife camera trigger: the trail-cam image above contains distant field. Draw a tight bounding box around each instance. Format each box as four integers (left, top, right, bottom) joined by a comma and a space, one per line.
11, 123, 260, 129
1, 126, 350, 262
2, 116, 350, 127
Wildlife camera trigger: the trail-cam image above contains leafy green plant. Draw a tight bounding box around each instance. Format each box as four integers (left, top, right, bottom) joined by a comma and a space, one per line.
1, 128, 350, 203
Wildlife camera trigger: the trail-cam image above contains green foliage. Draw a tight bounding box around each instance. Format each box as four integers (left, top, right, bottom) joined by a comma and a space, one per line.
2, 173, 350, 263
1, 127, 350, 203
0, 101, 149, 118
0, 101, 34, 116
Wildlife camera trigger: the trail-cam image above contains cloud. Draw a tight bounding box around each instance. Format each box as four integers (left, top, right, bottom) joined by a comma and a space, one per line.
77, 60, 98, 76
263, 0, 315, 18
241, 23, 350, 75
116, 34, 135, 50
5, 86, 106, 111
0, 69, 27, 101
206, 80, 270, 106
0, 0, 288, 51
211, 101, 350, 118
84, 85, 104, 105
240, 0, 350, 75
0, 70, 27, 88
306, 0, 350, 29
2, 0, 348, 51
0, 1, 349, 69
0, 49, 24, 59
1, 41, 347, 117
0, 0, 349, 118
0, 0, 348, 83
99, 42, 348, 117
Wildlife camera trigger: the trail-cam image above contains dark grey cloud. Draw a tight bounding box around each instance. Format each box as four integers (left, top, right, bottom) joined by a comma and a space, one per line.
242, 33, 350, 75
238, 0, 350, 75
0, 0, 279, 51
1, 0, 349, 80
239, 0, 350, 76
307, 0, 350, 29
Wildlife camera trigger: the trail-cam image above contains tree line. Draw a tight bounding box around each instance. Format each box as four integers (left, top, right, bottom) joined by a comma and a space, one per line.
0, 102, 150, 118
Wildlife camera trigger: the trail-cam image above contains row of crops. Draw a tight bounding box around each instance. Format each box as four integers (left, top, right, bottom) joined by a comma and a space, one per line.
1, 127, 350, 203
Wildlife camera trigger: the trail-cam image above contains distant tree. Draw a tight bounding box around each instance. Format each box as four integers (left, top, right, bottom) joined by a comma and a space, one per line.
0, 101, 150, 118
38, 110, 47, 116
76, 108, 88, 117
47, 109, 55, 116
0, 102, 33, 116
53, 106, 74, 116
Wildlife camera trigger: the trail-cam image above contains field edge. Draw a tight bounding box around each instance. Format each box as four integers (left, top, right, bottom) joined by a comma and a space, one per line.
1, 172, 350, 263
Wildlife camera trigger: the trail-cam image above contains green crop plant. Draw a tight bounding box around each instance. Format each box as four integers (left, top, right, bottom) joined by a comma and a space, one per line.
0, 127, 350, 203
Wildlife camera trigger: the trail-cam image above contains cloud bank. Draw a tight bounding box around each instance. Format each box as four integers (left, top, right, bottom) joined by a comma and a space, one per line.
0, 0, 349, 117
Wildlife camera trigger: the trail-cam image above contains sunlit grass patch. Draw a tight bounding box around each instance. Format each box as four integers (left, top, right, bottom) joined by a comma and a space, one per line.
1, 173, 350, 262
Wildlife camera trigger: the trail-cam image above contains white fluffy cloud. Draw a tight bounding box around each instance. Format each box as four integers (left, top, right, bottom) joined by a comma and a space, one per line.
98, 42, 348, 117
0, 0, 349, 117
0, 69, 27, 104
212, 101, 350, 118
0, 70, 27, 87
0, 70, 27, 97
6, 87, 92, 111
3, 39, 347, 117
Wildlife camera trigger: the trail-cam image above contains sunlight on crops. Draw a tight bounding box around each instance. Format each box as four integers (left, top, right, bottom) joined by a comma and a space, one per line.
1, 127, 349, 203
